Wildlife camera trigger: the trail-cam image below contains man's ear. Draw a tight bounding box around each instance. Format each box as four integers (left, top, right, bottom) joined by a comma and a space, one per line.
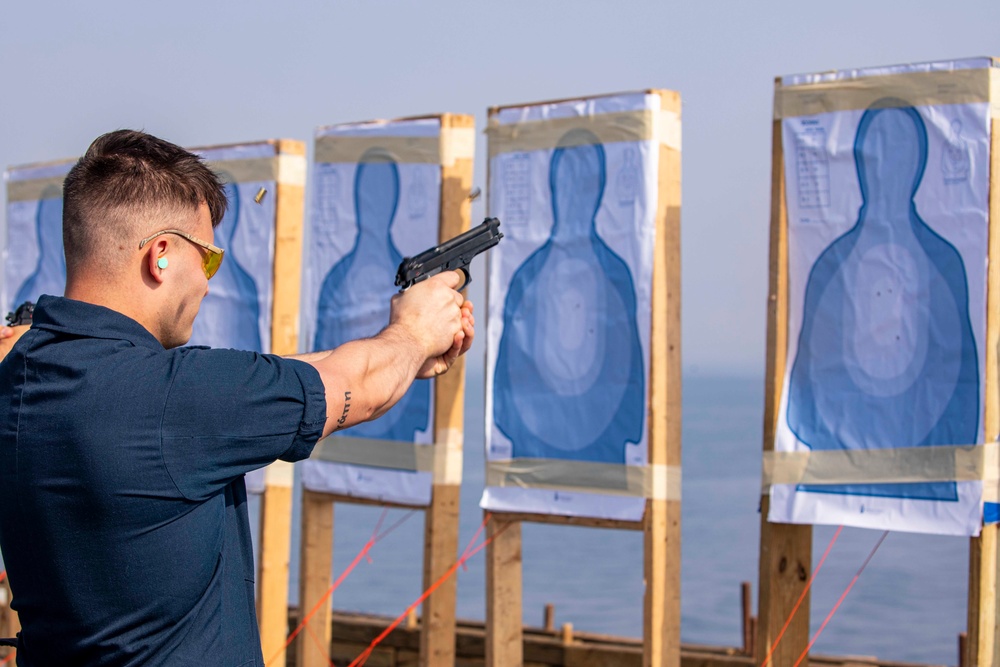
145, 237, 170, 285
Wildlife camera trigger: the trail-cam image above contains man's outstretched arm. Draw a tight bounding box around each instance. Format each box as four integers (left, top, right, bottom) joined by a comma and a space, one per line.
290, 270, 474, 439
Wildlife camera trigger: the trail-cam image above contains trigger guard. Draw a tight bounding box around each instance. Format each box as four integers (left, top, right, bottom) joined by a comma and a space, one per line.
457, 267, 472, 291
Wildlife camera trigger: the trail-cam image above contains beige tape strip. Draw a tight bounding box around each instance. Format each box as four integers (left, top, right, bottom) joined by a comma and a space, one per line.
8, 156, 303, 202
309, 435, 463, 485
315, 135, 441, 165
440, 127, 476, 166
992, 68, 1000, 119
275, 154, 307, 186
209, 156, 304, 185
487, 109, 682, 158
486, 459, 681, 500
775, 68, 993, 119
264, 460, 294, 488
762, 442, 1000, 500
433, 428, 464, 486
311, 435, 432, 471
7, 175, 66, 202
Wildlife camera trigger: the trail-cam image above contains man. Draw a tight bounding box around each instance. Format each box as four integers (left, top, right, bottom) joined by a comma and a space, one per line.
0, 130, 474, 666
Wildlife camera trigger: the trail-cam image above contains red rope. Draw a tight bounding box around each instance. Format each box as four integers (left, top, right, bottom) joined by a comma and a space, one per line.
304, 621, 336, 667
760, 525, 843, 667
792, 530, 889, 667
347, 514, 506, 667
265, 508, 417, 665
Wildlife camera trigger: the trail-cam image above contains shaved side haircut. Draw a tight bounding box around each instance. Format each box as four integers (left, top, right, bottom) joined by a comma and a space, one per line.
62, 130, 228, 274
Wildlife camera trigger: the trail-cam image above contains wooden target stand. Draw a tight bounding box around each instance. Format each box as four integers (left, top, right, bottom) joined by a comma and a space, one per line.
483, 92, 683, 667
186, 137, 311, 666
296, 114, 475, 667
756, 63, 1000, 667
0, 140, 309, 663
210, 139, 312, 666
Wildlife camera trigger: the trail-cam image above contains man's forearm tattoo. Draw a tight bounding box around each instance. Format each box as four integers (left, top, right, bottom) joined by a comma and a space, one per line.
336, 391, 352, 429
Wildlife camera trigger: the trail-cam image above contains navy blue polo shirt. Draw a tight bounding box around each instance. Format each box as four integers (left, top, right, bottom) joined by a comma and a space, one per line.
0, 296, 327, 666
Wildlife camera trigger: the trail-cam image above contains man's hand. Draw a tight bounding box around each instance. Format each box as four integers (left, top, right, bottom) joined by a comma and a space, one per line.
388, 270, 475, 379
416, 301, 474, 379
298, 269, 476, 438
0, 325, 29, 360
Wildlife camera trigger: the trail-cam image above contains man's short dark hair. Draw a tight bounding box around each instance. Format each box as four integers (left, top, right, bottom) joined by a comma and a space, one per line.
62, 130, 228, 273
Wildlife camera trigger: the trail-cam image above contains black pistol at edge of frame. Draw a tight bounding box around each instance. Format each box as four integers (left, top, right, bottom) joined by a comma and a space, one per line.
394, 217, 503, 292
5, 301, 35, 326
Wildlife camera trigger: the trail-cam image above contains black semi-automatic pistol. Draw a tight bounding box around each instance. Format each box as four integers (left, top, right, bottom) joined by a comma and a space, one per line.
395, 217, 503, 292
5, 301, 34, 326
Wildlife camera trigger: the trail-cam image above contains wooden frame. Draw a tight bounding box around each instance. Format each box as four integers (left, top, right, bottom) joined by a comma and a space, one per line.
483, 89, 683, 667
756, 96, 813, 667
1, 139, 308, 665
193, 138, 310, 667
967, 109, 1000, 667
245, 139, 309, 666
296, 113, 475, 667
757, 63, 1000, 666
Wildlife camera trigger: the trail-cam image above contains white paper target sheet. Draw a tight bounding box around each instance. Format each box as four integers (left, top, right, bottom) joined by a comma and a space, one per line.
482, 91, 675, 521
770, 58, 996, 536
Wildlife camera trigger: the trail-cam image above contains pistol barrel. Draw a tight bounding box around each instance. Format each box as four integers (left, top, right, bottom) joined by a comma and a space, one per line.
395, 218, 503, 290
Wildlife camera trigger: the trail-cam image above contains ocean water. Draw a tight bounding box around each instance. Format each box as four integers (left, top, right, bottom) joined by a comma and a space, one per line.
0, 372, 968, 665
279, 372, 968, 666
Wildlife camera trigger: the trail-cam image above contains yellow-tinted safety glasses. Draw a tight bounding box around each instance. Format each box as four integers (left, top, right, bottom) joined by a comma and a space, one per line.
138, 229, 225, 280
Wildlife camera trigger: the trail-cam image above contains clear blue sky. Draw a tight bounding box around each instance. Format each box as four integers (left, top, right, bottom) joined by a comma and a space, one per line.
3, 0, 998, 374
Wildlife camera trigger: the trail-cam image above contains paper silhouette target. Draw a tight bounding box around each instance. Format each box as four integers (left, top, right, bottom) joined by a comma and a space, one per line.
14, 186, 65, 307
301, 117, 450, 507
493, 130, 644, 464
313, 149, 430, 441
772, 59, 993, 536
787, 102, 977, 502
189, 178, 264, 351
5, 143, 284, 353
484, 91, 669, 521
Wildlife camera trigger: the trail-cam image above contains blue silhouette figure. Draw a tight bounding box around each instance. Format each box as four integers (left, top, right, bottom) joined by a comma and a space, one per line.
314, 149, 430, 441
14, 185, 66, 306
787, 100, 979, 501
493, 130, 645, 464
191, 179, 262, 351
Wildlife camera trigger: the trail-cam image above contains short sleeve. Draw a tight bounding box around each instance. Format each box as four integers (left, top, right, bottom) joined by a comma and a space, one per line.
160, 348, 326, 501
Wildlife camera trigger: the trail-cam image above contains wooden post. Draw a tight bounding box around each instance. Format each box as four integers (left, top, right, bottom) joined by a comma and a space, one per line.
970, 114, 1000, 667
257, 139, 308, 667
420, 113, 475, 667
741, 582, 754, 657
971, 527, 998, 667
643, 90, 683, 667
560, 623, 574, 645
485, 515, 523, 667
295, 116, 472, 666
544, 604, 555, 633
297, 491, 335, 667
756, 94, 813, 667
258, 466, 294, 658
